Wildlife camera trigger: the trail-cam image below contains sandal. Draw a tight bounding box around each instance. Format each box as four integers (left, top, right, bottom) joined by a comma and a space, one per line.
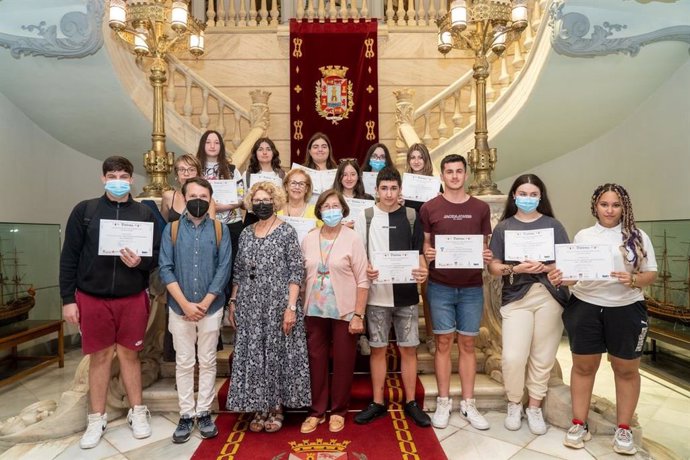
249, 411, 268, 432
264, 407, 284, 433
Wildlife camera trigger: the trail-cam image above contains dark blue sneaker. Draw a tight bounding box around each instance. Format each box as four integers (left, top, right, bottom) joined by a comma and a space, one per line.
197, 411, 218, 439
172, 415, 194, 444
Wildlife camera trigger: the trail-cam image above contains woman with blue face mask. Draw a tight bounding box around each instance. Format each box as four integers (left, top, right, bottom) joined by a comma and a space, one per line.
300, 189, 369, 435
487, 174, 570, 436
362, 143, 393, 173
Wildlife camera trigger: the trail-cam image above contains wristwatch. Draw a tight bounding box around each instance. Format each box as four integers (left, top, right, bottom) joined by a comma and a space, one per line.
287, 304, 297, 312
353, 313, 365, 320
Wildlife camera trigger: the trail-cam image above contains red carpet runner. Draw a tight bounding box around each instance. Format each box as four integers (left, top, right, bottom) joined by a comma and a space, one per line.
192, 345, 447, 459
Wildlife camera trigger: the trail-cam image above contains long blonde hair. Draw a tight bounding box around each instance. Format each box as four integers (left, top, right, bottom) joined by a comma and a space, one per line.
406, 143, 433, 176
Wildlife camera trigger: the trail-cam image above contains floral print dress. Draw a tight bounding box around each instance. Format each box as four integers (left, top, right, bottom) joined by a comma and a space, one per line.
226, 222, 311, 411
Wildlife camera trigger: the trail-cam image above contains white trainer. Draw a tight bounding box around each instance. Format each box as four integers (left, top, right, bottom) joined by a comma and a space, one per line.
460, 398, 490, 430
613, 427, 637, 455
80, 412, 107, 449
504, 402, 523, 431
127, 405, 152, 439
525, 406, 547, 435
431, 396, 452, 429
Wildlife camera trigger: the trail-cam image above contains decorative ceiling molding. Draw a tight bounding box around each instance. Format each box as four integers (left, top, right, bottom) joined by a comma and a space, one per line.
549, 1, 690, 58
0, 0, 103, 59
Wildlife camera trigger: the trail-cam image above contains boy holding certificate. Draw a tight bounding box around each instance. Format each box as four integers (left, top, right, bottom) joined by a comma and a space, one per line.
159, 177, 232, 443
60, 156, 161, 449
419, 154, 493, 430
353, 168, 431, 428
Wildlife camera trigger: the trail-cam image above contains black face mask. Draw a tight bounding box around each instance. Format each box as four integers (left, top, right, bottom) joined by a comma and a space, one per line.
186, 198, 210, 218
253, 202, 274, 220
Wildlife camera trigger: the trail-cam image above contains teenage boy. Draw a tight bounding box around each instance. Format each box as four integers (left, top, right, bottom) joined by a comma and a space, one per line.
60, 156, 161, 449
419, 154, 493, 430
158, 177, 232, 443
354, 168, 431, 427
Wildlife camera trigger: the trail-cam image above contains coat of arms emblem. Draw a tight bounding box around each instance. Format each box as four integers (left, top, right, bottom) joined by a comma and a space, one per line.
315, 65, 354, 125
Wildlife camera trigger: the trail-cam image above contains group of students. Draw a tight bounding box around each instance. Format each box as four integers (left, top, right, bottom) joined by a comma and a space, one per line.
59, 130, 656, 457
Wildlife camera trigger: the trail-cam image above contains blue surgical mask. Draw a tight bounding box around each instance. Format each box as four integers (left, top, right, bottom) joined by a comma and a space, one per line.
104, 179, 131, 198
369, 159, 386, 172
515, 196, 539, 213
321, 209, 343, 227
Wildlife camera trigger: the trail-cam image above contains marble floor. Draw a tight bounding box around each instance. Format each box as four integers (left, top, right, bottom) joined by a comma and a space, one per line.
0, 340, 688, 460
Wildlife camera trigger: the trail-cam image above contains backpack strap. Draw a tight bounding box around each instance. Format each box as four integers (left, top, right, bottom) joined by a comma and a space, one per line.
405, 206, 416, 236
364, 207, 374, 258
82, 198, 101, 229
172, 218, 222, 250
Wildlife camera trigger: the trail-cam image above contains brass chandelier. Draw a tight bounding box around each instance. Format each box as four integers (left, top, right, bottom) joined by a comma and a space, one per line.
436, 0, 528, 195
108, 0, 206, 197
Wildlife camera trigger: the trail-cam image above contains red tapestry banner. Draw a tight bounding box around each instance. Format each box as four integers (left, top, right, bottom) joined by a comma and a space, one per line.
289, 19, 378, 165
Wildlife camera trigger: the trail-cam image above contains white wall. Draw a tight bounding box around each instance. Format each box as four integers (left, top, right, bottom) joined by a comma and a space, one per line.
497, 58, 690, 237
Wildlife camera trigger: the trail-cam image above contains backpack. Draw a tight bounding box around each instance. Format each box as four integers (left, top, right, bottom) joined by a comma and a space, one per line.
170, 218, 223, 249
363, 206, 416, 256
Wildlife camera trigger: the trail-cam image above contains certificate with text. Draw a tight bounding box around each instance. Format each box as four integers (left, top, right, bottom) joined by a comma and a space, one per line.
291, 163, 336, 194
362, 171, 378, 196
208, 179, 239, 204
435, 235, 484, 269
344, 197, 375, 223
555, 244, 614, 281
98, 219, 154, 256
371, 250, 419, 284
250, 172, 283, 188
504, 228, 555, 261
280, 216, 316, 244
402, 173, 441, 203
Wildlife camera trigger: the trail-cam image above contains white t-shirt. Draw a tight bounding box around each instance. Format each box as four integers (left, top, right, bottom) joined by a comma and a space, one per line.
571, 222, 657, 307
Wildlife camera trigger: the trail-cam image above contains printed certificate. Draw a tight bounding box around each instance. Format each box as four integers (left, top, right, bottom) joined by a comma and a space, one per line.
555, 244, 614, 281
250, 172, 283, 188
344, 197, 375, 223
504, 228, 555, 261
208, 179, 239, 204
98, 219, 154, 256
402, 173, 441, 203
435, 235, 484, 269
371, 250, 419, 284
362, 171, 378, 196
292, 163, 337, 194
280, 215, 316, 244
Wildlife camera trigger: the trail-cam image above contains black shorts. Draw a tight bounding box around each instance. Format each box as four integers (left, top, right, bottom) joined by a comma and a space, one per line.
562, 296, 648, 359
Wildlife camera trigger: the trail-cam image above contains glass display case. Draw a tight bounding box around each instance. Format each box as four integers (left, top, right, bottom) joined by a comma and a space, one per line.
0, 223, 61, 325
637, 219, 690, 389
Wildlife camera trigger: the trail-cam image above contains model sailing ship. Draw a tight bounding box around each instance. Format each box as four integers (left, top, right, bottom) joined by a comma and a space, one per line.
645, 230, 690, 326
0, 246, 36, 325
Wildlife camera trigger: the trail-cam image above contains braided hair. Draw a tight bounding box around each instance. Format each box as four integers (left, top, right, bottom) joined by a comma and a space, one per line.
590, 183, 647, 272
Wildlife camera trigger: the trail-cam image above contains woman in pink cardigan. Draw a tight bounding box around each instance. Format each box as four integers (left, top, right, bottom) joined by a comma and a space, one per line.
300, 189, 369, 434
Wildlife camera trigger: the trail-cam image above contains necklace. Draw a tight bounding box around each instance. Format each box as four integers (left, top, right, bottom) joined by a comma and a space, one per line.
316, 226, 341, 290
254, 215, 277, 238
287, 202, 307, 217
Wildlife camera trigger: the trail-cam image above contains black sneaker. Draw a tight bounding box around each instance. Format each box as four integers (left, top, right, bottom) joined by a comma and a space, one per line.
354, 402, 388, 424
172, 415, 194, 444
197, 411, 218, 439
404, 401, 431, 427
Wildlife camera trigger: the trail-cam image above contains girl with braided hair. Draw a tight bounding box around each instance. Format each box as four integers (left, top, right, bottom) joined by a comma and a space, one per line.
548, 183, 657, 455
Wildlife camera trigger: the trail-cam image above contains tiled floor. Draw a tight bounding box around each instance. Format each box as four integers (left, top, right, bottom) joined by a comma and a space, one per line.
0, 341, 688, 459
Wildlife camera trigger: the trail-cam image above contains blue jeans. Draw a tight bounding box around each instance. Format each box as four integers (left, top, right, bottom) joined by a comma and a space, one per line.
427, 282, 484, 336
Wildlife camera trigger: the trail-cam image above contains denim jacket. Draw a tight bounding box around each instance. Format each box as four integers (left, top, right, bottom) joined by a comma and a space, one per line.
159, 214, 232, 316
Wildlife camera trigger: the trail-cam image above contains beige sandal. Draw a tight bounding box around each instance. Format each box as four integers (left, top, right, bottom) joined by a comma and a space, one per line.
264, 407, 284, 433
249, 411, 268, 432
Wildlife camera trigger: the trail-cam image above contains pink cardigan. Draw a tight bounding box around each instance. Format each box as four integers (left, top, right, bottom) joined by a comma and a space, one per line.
301, 225, 369, 318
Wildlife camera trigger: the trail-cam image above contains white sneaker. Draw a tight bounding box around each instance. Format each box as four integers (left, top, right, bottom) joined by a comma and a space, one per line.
525, 406, 547, 435
127, 405, 152, 439
613, 427, 637, 455
431, 396, 452, 429
80, 412, 107, 449
504, 402, 523, 431
460, 398, 490, 430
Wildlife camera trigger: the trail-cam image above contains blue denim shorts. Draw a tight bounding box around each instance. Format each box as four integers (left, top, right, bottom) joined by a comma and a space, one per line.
427, 282, 484, 336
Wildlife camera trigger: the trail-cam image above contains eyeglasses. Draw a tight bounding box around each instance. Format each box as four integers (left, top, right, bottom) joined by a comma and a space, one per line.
371, 154, 386, 161
339, 158, 358, 165
289, 181, 307, 188
252, 199, 273, 206
176, 167, 197, 174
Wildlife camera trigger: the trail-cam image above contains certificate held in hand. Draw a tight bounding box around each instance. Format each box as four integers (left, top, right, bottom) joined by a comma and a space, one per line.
435, 235, 483, 269
371, 250, 419, 284
98, 219, 154, 256
504, 228, 555, 262
555, 244, 614, 281
208, 179, 239, 205
402, 173, 441, 203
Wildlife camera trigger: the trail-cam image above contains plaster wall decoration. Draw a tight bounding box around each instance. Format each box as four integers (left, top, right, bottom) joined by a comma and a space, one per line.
549, 1, 690, 57
0, 0, 103, 59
